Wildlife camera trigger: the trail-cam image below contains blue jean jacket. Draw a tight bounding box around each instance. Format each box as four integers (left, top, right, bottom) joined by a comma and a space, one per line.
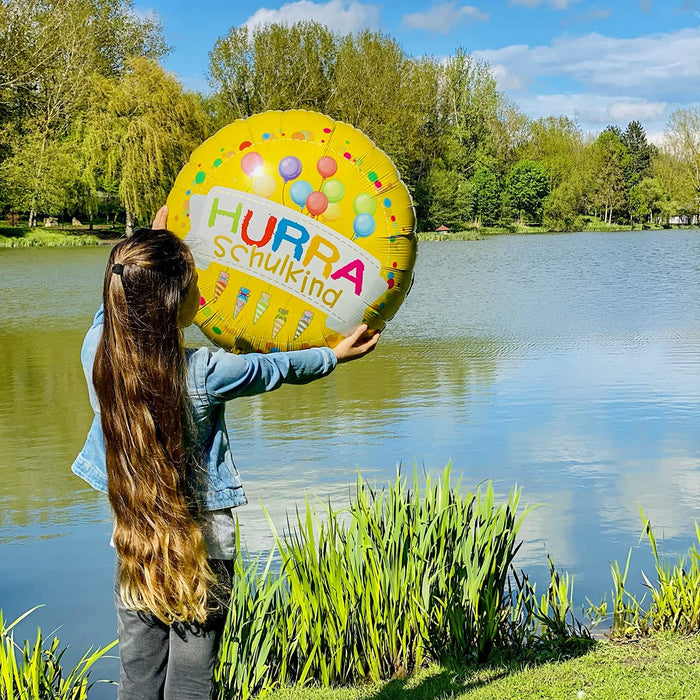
71, 306, 337, 510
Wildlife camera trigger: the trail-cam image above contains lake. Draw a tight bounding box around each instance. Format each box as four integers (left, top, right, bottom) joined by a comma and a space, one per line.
1, 230, 699, 696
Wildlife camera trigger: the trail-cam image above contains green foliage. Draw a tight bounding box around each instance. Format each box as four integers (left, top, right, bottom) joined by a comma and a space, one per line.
215, 465, 590, 698
0, 0, 168, 222
0, 230, 99, 247
470, 169, 501, 226
1, 8, 697, 230
0, 607, 116, 699
589, 130, 629, 225
543, 180, 584, 231
621, 120, 654, 187
588, 511, 700, 638
79, 58, 210, 229
503, 160, 550, 224
664, 107, 700, 216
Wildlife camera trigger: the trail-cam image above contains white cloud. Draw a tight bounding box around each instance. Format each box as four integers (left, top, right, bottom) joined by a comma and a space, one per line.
510, 0, 580, 8
402, 2, 490, 33
511, 93, 675, 134
242, 0, 380, 33
512, 93, 668, 124
473, 27, 700, 100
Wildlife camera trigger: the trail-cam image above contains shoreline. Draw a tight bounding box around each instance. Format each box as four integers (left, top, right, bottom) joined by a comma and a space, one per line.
1, 225, 698, 249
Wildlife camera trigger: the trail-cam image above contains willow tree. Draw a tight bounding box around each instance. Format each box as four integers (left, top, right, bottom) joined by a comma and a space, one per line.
0, 0, 167, 223
80, 59, 209, 234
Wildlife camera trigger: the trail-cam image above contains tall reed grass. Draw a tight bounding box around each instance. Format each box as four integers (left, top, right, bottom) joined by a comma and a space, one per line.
0, 607, 116, 699
215, 465, 587, 699
588, 510, 700, 638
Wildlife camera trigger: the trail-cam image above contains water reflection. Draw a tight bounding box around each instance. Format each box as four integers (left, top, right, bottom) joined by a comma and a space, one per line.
1, 232, 699, 692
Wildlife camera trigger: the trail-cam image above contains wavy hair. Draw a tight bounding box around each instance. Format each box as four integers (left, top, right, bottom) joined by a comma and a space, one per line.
94, 228, 215, 624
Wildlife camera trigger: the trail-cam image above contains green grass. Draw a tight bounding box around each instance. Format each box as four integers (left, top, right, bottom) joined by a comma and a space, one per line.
265, 634, 700, 699
0, 607, 116, 699
0, 227, 100, 247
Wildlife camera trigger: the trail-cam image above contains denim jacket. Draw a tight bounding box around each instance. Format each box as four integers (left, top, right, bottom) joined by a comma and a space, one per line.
71, 306, 337, 510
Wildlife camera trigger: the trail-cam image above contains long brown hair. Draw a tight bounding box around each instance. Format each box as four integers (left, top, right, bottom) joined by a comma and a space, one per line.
94, 228, 215, 623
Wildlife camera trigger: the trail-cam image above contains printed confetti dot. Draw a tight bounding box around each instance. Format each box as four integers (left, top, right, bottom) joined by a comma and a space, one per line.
343, 152, 352, 159
262, 133, 271, 139
200, 296, 206, 306
368, 171, 378, 182
194, 171, 206, 184
186, 189, 191, 195
374, 181, 382, 188
392, 262, 397, 268
213, 158, 222, 167
388, 272, 395, 279
384, 198, 392, 207
387, 279, 395, 289
391, 215, 396, 222
212, 326, 222, 335
323, 127, 332, 133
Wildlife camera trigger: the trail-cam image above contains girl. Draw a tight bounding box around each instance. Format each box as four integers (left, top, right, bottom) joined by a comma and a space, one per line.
71, 207, 378, 699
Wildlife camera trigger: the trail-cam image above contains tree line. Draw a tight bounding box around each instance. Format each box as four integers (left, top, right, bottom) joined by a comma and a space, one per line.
1, 0, 699, 233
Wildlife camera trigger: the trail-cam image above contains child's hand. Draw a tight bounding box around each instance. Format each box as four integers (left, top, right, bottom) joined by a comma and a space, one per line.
152, 205, 168, 230
332, 325, 380, 364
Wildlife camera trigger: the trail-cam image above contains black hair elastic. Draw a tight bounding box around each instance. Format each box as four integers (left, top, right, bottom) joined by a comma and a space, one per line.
112, 263, 124, 275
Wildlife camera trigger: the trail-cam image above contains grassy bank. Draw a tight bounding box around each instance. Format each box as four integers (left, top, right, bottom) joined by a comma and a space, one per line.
0, 224, 120, 247
270, 634, 700, 699
417, 220, 697, 241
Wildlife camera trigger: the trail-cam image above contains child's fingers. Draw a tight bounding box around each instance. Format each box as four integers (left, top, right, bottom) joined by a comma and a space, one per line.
152, 205, 168, 230
345, 324, 368, 346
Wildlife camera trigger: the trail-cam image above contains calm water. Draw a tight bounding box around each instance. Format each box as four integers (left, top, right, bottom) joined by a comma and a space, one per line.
1, 231, 699, 694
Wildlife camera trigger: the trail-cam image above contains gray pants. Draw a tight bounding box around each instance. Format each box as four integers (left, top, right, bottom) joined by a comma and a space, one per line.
114, 559, 232, 700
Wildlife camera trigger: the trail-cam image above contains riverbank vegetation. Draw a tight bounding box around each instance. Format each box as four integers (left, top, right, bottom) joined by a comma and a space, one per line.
1, 2, 699, 236
4, 467, 700, 698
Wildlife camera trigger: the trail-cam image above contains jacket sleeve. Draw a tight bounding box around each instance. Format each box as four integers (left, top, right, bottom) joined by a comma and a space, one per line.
80, 305, 105, 415
203, 346, 337, 405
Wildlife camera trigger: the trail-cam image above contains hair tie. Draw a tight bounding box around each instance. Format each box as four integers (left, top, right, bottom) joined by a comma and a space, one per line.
112, 263, 124, 275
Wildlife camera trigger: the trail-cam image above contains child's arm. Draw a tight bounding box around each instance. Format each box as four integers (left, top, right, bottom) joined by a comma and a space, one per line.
202, 325, 378, 405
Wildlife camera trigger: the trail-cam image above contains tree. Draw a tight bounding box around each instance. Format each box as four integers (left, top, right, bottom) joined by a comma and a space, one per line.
425, 165, 472, 230
503, 159, 550, 224
621, 120, 654, 187
664, 107, 700, 216
470, 168, 501, 226
79, 59, 209, 233
543, 179, 584, 231
208, 22, 336, 122
629, 177, 668, 224
0, 0, 167, 222
589, 130, 628, 224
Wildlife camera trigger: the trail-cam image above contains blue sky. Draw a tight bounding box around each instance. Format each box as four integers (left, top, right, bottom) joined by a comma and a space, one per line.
137, 0, 700, 140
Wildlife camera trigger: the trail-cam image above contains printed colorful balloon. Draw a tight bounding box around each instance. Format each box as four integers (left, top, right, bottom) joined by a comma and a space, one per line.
278, 156, 302, 181
241, 152, 263, 176
317, 156, 338, 178
289, 179, 313, 207
305, 191, 328, 216
166, 109, 416, 354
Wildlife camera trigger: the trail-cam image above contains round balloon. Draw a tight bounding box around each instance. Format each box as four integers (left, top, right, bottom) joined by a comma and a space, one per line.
166, 109, 417, 353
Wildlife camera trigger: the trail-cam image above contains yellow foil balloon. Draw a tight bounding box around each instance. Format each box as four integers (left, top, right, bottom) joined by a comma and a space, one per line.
166, 110, 416, 353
